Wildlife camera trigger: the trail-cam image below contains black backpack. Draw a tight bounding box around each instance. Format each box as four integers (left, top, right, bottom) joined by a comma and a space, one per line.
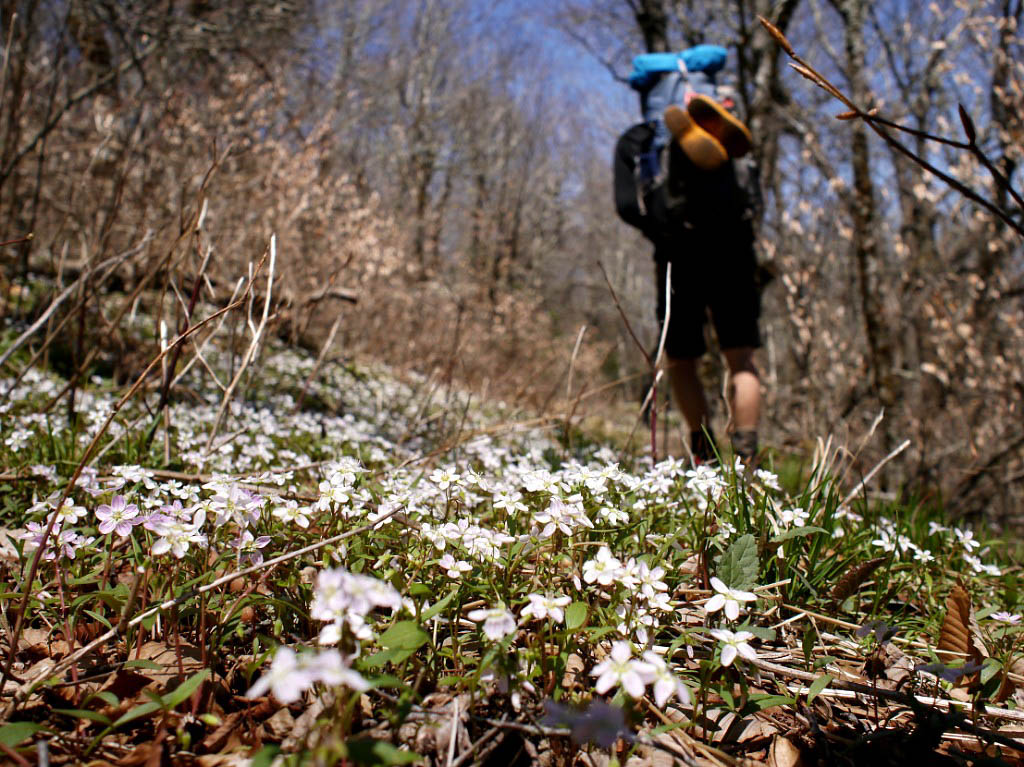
613, 122, 756, 246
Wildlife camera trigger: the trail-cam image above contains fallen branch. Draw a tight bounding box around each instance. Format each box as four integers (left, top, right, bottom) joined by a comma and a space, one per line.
0, 506, 399, 716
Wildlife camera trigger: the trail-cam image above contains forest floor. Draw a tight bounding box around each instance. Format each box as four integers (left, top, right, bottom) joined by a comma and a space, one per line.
2, 309, 1024, 767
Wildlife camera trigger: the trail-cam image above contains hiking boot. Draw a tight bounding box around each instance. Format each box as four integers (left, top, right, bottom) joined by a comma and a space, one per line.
730, 429, 759, 465
686, 93, 752, 159
691, 429, 718, 465
664, 105, 728, 171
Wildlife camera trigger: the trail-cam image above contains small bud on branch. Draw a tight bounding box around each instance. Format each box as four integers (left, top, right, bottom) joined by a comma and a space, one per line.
958, 104, 977, 144
759, 15, 795, 57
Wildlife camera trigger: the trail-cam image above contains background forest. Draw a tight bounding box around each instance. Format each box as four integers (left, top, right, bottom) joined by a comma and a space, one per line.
1, 0, 1022, 524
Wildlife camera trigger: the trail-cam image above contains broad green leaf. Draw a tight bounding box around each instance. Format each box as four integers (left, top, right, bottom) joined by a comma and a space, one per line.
980, 658, 1003, 686
0, 722, 46, 747
250, 745, 281, 767
806, 674, 833, 705
53, 708, 112, 725
161, 669, 210, 709
367, 674, 404, 689
564, 602, 588, 631
770, 526, 828, 544
408, 583, 432, 599
716, 534, 759, 589
347, 738, 421, 765
378, 621, 429, 653
360, 648, 403, 669
742, 625, 776, 643
421, 588, 458, 622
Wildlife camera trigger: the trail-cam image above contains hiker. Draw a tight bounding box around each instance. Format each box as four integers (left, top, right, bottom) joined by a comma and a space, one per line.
613, 45, 763, 464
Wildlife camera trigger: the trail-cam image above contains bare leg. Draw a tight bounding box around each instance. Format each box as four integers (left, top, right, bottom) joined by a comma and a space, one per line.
665, 356, 709, 433
722, 346, 761, 434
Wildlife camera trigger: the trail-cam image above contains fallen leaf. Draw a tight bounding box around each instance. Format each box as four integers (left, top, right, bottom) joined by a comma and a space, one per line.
937, 584, 973, 665
262, 707, 294, 740
196, 754, 252, 767
768, 735, 805, 767
831, 556, 886, 603
132, 640, 205, 690
880, 643, 915, 689
561, 653, 584, 691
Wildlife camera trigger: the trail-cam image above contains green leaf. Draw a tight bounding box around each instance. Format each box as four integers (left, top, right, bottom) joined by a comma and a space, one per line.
770, 526, 828, 544
367, 674, 404, 689
980, 658, 1003, 686
742, 625, 776, 643
370, 621, 430, 666
161, 669, 210, 709
250, 745, 281, 767
806, 674, 833, 705
124, 659, 162, 670
83, 609, 114, 630
421, 588, 458, 622
53, 708, 112, 725
93, 691, 120, 708
347, 738, 421, 765
378, 614, 430, 651
378, 621, 429, 653
715, 534, 759, 589
408, 583, 432, 599
564, 602, 588, 631
746, 694, 796, 710
0, 722, 46, 748
359, 648, 403, 669
112, 700, 162, 729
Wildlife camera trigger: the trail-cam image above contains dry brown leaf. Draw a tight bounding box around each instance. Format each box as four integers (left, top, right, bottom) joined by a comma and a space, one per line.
937, 584, 973, 665
831, 556, 887, 603
262, 708, 295, 740
737, 717, 779, 744
196, 755, 252, 767
561, 652, 585, 691
133, 640, 205, 690
880, 642, 916, 690
768, 735, 805, 767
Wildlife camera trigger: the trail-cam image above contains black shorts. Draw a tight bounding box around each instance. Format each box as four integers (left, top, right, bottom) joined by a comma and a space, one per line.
653, 226, 761, 359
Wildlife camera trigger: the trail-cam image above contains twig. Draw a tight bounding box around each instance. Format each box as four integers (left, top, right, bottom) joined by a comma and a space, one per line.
597, 260, 652, 368
0, 250, 130, 373
0, 254, 266, 702
0, 43, 158, 187
144, 218, 214, 450
0, 11, 18, 114
448, 726, 501, 767
759, 16, 1024, 238
204, 235, 277, 456
1, 506, 400, 715
839, 438, 911, 509
445, 695, 459, 767
565, 324, 587, 402
295, 314, 341, 411
750, 655, 1024, 735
